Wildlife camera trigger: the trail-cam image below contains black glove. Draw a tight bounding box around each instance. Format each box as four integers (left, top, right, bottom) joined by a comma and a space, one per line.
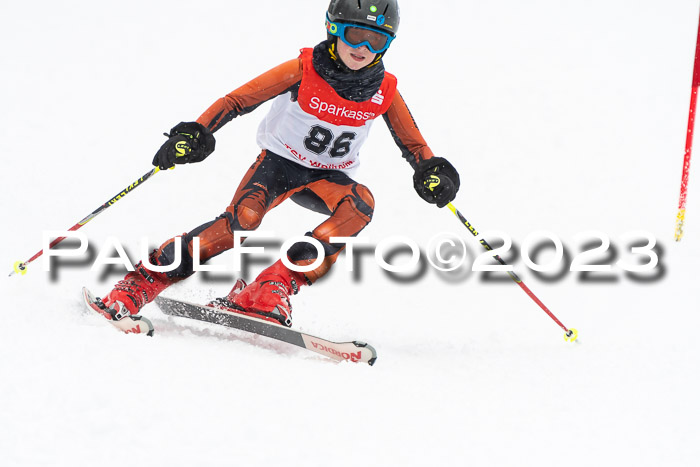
152, 121, 216, 170
413, 157, 460, 208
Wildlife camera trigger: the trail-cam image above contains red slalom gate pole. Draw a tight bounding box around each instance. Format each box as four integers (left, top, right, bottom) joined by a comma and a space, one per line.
675, 7, 700, 241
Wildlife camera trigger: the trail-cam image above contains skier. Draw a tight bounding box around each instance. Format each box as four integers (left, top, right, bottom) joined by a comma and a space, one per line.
89, 0, 460, 333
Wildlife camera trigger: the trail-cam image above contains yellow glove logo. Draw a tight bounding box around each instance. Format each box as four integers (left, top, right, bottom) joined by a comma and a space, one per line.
425, 175, 441, 191
175, 141, 191, 158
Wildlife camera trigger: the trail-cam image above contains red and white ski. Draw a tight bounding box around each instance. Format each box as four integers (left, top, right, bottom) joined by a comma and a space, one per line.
154, 295, 378, 365
81, 287, 154, 336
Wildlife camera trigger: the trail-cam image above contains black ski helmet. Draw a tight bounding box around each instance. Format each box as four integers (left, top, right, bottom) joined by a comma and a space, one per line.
327, 0, 400, 37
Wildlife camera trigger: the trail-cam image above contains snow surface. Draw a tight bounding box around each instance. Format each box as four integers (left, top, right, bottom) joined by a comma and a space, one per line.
1, 0, 700, 466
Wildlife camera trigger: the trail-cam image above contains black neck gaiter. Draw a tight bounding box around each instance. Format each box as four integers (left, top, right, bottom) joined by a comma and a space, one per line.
311, 40, 385, 103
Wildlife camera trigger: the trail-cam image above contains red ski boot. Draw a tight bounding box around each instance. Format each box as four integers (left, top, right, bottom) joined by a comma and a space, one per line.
90, 261, 174, 334
211, 260, 307, 327
207, 278, 247, 311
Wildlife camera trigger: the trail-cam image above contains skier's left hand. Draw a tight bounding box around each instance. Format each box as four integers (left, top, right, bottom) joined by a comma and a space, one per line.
152, 121, 216, 170
413, 157, 460, 208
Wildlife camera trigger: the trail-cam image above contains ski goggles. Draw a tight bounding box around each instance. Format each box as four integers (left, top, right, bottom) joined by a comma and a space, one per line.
326, 15, 395, 54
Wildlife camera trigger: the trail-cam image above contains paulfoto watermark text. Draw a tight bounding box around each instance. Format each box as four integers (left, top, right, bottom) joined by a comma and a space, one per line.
40, 229, 665, 283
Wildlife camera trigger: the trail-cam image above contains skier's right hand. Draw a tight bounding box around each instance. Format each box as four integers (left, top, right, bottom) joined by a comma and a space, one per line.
152, 121, 216, 170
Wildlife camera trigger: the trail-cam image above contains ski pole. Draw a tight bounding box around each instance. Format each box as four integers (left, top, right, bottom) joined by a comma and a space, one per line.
9, 166, 162, 277
445, 202, 578, 342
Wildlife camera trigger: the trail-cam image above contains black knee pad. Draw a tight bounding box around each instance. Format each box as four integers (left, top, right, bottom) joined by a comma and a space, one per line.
287, 232, 345, 263
154, 235, 195, 279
